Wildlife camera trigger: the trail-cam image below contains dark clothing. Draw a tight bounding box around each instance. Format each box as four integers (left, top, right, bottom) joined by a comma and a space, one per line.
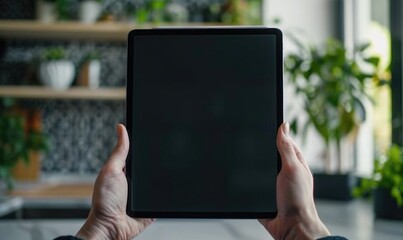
54, 236, 82, 240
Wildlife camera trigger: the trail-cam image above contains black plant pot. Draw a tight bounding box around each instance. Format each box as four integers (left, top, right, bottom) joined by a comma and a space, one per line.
374, 187, 403, 220
313, 173, 357, 201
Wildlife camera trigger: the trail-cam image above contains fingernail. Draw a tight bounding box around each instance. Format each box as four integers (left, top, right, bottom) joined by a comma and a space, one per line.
283, 122, 290, 136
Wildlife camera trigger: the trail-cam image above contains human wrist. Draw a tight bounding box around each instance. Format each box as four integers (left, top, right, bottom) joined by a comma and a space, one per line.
286, 211, 330, 240
287, 220, 329, 240
76, 217, 109, 240
76, 213, 131, 240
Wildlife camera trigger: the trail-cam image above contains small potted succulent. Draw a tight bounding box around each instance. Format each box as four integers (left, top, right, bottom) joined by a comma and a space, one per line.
353, 145, 403, 220
39, 47, 75, 90
0, 98, 48, 190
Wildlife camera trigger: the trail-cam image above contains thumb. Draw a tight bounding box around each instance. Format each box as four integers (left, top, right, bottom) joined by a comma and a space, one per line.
105, 124, 130, 173
276, 122, 297, 168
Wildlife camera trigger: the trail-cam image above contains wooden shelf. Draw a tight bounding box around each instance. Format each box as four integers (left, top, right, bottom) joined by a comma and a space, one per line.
0, 20, 144, 41
0, 20, 222, 41
0, 86, 125, 100
0, 20, 138, 41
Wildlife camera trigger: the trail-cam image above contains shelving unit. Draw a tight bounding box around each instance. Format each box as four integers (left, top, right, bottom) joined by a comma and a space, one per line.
0, 86, 125, 100
0, 20, 140, 41
0, 21, 134, 100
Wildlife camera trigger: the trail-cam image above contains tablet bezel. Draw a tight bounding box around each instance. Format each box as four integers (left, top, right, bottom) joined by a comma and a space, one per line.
126, 27, 283, 219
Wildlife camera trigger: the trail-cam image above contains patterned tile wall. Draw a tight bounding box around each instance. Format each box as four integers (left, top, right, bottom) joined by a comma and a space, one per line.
0, 0, 225, 174
2, 39, 127, 173
21, 100, 125, 174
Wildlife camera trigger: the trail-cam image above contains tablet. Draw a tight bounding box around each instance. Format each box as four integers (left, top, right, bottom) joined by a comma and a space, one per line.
126, 27, 283, 218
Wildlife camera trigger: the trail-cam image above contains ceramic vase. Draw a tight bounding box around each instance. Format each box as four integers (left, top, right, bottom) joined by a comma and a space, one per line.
39, 60, 75, 90
79, 0, 102, 23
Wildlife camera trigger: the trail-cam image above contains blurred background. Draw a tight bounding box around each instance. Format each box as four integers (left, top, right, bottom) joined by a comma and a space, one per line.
0, 0, 402, 239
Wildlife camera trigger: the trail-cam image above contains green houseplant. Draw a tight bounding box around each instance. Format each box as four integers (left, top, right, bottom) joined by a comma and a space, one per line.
0, 98, 48, 189
285, 38, 381, 200
221, 0, 262, 25
39, 47, 75, 90
286, 38, 381, 172
353, 145, 403, 219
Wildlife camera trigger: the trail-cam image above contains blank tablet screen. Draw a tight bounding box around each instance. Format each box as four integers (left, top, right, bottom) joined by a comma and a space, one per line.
126, 28, 282, 218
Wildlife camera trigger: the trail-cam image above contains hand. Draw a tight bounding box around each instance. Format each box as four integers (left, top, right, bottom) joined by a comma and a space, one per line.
259, 123, 330, 240
76, 124, 155, 240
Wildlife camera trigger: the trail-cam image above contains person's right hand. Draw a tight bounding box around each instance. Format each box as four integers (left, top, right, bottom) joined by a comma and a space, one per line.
259, 122, 331, 240
76, 124, 154, 240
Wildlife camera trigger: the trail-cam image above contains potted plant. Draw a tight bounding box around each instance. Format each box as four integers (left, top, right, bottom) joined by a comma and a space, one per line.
77, 51, 101, 88
285, 38, 381, 200
353, 145, 403, 219
221, 0, 262, 25
0, 98, 48, 190
78, 0, 103, 23
39, 47, 75, 90
149, 0, 167, 24
221, 0, 247, 24
36, 0, 70, 22
36, 0, 58, 23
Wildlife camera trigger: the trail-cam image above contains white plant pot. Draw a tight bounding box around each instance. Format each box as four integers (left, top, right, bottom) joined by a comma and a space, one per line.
79, 1, 102, 23
87, 60, 101, 88
77, 60, 101, 88
39, 61, 75, 90
36, 0, 57, 23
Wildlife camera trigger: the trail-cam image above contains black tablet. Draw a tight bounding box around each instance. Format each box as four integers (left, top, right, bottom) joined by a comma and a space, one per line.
126, 27, 283, 218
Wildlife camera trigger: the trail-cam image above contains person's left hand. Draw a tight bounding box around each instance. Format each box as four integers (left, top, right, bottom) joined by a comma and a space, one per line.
76, 124, 155, 240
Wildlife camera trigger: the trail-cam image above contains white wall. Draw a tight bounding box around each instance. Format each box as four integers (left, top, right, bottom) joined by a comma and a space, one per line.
263, 0, 338, 43
348, 0, 374, 176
